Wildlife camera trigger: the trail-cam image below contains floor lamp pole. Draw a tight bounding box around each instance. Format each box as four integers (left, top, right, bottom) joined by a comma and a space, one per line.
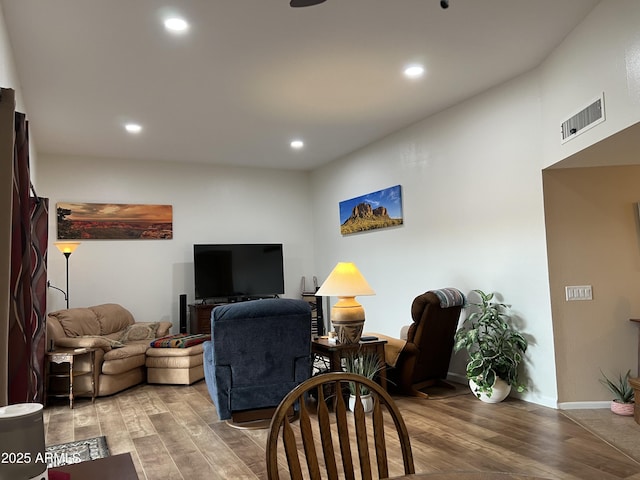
54, 241, 80, 310
64, 252, 70, 309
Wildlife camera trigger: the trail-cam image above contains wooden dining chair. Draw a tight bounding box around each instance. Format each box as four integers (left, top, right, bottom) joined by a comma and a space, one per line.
266, 372, 415, 479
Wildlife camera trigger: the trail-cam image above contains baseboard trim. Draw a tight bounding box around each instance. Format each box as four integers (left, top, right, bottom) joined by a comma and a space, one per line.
446, 372, 468, 385
557, 401, 610, 410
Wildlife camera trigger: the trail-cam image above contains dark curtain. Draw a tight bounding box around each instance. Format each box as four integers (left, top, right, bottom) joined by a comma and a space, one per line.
29, 197, 48, 402
8, 112, 48, 404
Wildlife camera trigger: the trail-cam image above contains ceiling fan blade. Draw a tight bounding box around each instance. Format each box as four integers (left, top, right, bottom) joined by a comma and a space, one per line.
290, 0, 327, 7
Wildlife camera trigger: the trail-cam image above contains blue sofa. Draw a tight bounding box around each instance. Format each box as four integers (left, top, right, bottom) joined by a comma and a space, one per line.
203, 298, 312, 422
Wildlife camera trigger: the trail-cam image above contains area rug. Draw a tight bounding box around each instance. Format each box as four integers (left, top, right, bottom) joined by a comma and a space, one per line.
45, 436, 110, 467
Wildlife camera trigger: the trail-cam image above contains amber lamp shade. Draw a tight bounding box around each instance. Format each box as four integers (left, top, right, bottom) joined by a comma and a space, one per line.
55, 242, 81, 255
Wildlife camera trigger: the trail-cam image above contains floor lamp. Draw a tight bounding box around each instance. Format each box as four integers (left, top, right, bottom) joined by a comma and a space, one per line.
54, 241, 80, 309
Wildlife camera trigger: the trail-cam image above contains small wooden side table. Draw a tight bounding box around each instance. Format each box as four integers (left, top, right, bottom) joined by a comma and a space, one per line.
312, 337, 388, 390
45, 347, 96, 408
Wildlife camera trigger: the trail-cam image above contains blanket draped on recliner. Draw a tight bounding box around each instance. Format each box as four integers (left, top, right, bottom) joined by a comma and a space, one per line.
429, 288, 465, 308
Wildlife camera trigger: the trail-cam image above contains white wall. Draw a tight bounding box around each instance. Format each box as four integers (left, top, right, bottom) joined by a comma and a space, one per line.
541, 0, 640, 168
38, 155, 316, 330
310, 0, 640, 407
311, 72, 557, 407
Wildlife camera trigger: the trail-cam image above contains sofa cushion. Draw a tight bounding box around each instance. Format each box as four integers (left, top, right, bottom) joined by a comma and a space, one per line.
119, 322, 160, 343
49, 308, 100, 337
156, 321, 173, 338
103, 342, 149, 361
90, 303, 135, 335
102, 353, 147, 375
55, 335, 124, 351
86, 335, 125, 348
101, 342, 148, 375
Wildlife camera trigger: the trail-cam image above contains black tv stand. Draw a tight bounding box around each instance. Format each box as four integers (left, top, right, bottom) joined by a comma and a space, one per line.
189, 303, 218, 334
191, 296, 280, 333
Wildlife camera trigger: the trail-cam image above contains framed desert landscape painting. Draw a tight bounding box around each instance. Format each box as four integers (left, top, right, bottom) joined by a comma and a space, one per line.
57, 202, 173, 240
339, 185, 403, 235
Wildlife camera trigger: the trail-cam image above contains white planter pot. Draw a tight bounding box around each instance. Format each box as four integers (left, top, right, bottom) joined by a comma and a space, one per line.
469, 377, 511, 403
349, 394, 374, 413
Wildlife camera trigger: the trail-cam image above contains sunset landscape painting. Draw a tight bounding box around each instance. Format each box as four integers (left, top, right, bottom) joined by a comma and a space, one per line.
57, 202, 173, 240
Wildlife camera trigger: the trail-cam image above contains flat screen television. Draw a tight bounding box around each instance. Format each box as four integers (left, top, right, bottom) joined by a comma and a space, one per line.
193, 243, 285, 301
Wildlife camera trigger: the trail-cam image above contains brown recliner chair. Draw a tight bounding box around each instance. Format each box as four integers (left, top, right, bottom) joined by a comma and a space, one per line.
370, 288, 465, 398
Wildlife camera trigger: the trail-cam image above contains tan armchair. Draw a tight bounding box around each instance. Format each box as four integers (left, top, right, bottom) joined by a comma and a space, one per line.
369, 288, 465, 398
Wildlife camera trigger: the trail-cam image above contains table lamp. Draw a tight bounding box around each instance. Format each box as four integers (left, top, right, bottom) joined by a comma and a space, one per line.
315, 262, 375, 344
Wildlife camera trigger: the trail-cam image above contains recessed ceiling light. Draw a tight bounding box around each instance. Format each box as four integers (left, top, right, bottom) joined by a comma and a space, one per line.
125, 123, 142, 134
403, 64, 425, 79
290, 139, 304, 149
164, 17, 189, 33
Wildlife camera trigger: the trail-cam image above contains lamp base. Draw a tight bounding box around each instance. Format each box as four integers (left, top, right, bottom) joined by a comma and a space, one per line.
332, 319, 365, 344
330, 297, 366, 344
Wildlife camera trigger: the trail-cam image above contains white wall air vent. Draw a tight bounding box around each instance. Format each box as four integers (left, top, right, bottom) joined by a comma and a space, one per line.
560, 93, 605, 143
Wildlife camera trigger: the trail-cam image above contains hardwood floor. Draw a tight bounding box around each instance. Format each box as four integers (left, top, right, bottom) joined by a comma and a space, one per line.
43, 381, 640, 479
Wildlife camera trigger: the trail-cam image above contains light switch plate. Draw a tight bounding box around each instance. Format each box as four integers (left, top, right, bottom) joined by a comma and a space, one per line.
565, 285, 593, 301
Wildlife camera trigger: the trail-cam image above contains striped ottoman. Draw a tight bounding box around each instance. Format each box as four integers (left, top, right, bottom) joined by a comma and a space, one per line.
145, 334, 209, 385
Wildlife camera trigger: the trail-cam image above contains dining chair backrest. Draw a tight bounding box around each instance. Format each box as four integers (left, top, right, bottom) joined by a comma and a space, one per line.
266, 372, 415, 479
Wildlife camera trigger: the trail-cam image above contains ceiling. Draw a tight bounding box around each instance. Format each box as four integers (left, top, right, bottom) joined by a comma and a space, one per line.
1, 0, 600, 171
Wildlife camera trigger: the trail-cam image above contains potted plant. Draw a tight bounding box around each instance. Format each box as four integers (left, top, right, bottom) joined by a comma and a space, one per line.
454, 289, 528, 402
344, 351, 384, 412
599, 369, 635, 416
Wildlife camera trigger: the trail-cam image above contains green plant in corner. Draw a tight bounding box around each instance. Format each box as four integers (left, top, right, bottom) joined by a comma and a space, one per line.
599, 369, 634, 404
454, 289, 528, 399
344, 351, 384, 396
